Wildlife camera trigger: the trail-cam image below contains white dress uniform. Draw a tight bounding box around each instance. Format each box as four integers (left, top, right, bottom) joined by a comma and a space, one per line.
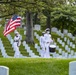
44, 33, 53, 58
40, 35, 45, 57
13, 34, 20, 58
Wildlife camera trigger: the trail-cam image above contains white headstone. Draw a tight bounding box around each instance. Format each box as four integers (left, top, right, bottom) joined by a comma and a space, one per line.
24, 27, 26, 30
0, 66, 9, 75
65, 45, 68, 51
52, 52, 56, 57
67, 39, 70, 45
51, 27, 58, 33
59, 40, 62, 44
56, 46, 59, 50
65, 52, 68, 58
37, 46, 40, 51
59, 49, 62, 54
69, 61, 76, 75
10, 39, 13, 44
22, 42, 25, 46
35, 44, 38, 48
22, 17, 24, 20
68, 54, 72, 58
71, 50, 74, 56
75, 52, 76, 56
57, 38, 60, 42
59, 30, 61, 33
34, 24, 41, 31
56, 31, 59, 35
68, 48, 70, 53
72, 44, 75, 48
14, 30, 18, 34
61, 34, 64, 38
70, 42, 73, 47
62, 42, 65, 47
58, 30, 61, 36
56, 53, 60, 57
72, 37, 75, 41
34, 32, 36, 36
24, 31, 26, 35
63, 29, 68, 34
62, 51, 65, 56
68, 33, 72, 38
64, 37, 67, 42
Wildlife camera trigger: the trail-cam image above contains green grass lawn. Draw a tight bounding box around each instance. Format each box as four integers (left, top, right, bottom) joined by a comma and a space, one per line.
0, 58, 76, 75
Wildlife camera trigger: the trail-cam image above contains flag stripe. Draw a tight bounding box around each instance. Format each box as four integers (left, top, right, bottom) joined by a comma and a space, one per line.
10, 23, 20, 28
4, 27, 16, 36
10, 18, 21, 25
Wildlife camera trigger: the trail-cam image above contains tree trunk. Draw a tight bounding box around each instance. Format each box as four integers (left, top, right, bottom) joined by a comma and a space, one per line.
34, 13, 38, 24
33, 13, 40, 25
61, 22, 64, 33
46, 15, 51, 33
46, 16, 51, 28
25, 11, 34, 44
43, 9, 51, 32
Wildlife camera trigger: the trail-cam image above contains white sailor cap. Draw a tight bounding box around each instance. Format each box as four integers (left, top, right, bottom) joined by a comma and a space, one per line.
15, 31, 19, 34
45, 28, 50, 31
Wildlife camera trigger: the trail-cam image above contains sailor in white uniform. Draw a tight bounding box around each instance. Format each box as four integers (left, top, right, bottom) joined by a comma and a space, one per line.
40, 32, 45, 57
13, 32, 21, 58
44, 28, 53, 58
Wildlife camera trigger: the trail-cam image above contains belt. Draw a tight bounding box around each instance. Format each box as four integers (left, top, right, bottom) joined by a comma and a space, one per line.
14, 41, 18, 42
46, 42, 50, 43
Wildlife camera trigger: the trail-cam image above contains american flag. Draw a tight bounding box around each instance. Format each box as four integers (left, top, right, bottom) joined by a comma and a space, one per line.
3, 15, 21, 36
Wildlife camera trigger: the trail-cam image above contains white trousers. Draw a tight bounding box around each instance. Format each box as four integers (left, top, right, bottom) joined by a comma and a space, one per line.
45, 43, 50, 58
13, 42, 20, 58
41, 45, 46, 57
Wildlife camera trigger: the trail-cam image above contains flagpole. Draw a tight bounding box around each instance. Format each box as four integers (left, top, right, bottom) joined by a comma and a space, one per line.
19, 15, 21, 34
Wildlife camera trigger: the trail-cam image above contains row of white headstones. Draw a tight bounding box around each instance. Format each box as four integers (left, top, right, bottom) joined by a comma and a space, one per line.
53, 28, 76, 58
34, 24, 75, 37
0, 61, 76, 75
0, 30, 42, 58
24, 25, 76, 44
34, 25, 76, 49
0, 35, 38, 58
56, 32, 75, 50
0, 25, 75, 58
0, 38, 8, 58
34, 25, 76, 40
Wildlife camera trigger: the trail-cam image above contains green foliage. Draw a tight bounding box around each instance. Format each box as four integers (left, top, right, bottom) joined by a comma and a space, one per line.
51, 4, 76, 32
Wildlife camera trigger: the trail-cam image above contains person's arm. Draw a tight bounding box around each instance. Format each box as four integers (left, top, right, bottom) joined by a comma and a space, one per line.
40, 37, 42, 46
17, 37, 21, 46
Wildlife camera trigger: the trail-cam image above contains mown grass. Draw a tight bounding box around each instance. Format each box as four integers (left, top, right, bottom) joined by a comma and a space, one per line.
0, 58, 76, 75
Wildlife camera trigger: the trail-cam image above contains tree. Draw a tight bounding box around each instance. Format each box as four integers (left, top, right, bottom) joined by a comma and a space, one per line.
0, 0, 45, 44
51, 4, 76, 32
42, 0, 65, 32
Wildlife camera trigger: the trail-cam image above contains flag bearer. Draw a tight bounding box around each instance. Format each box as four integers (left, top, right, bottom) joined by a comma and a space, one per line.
13, 32, 21, 58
